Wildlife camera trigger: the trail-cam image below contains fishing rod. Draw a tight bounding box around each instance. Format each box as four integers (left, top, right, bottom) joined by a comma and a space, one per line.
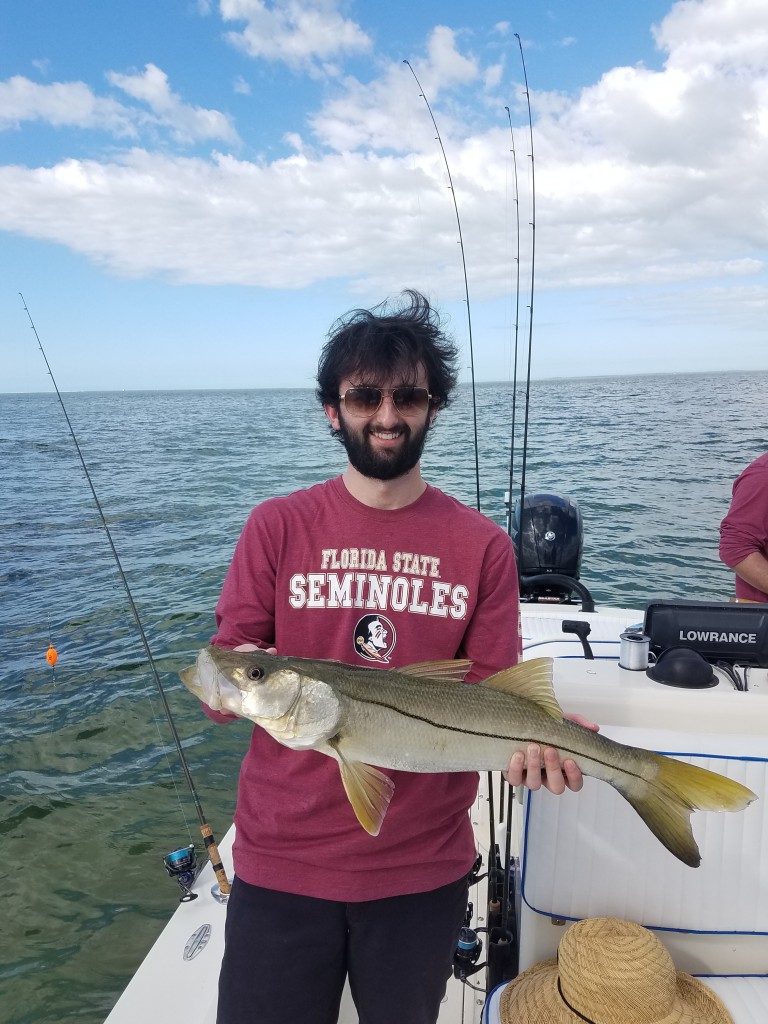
492, 109, 523, 968
20, 292, 231, 899
403, 58, 505, 989
504, 105, 522, 539
403, 59, 482, 514
489, 37, 540, 980
514, 32, 537, 568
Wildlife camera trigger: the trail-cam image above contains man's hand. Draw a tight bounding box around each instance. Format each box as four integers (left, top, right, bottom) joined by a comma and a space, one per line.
505, 714, 599, 795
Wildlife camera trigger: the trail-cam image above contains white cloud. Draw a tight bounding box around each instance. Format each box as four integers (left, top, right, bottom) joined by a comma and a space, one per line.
654, 0, 768, 72
0, 0, 765, 318
309, 27, 480, 153
512, 0, 768, 293
484, 62, 504, 91
107, 64, 239, 143
220, 0, 371, 69
0, 76, 138, 134
0, 68, 238, 144
0, 148, 462, 290
424, 25, 477, 88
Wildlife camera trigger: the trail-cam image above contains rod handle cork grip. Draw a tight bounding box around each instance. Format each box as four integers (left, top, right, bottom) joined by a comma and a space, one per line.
200, 823, 232, 895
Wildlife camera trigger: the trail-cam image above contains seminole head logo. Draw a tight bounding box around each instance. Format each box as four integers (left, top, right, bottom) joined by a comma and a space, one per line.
354, 614, 396, 663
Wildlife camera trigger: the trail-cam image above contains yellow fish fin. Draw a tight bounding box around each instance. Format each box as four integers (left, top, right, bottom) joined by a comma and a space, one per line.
330, 739, 395, 836
619, 753, 757, 867
480, 658, 563, 720
397, 659, 473, 682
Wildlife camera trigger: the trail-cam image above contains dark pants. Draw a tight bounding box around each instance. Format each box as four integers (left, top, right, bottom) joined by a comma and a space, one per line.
216, 875, 469, 1024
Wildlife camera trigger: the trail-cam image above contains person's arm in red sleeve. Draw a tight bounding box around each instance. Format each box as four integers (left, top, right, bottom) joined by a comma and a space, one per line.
720, 460, 768, 599
203, 504, 280, 722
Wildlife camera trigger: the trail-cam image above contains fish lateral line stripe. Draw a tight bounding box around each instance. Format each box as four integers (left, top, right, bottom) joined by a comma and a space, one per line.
349, 695, 649, 780
349, 693, 522, 742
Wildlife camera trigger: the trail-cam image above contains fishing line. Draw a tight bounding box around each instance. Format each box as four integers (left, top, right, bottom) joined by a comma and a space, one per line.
403, 59, 482, 514
20, 292, 231, 897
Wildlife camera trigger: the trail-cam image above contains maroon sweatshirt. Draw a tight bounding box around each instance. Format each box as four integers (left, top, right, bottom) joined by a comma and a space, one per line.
719, 452, 768, 603
207, 476, 520, 901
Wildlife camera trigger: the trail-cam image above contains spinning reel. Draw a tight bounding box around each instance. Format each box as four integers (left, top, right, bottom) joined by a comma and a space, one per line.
163, 844, 200, 902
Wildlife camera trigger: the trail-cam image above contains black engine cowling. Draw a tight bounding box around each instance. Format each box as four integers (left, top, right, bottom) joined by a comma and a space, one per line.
511, 493, 584, 602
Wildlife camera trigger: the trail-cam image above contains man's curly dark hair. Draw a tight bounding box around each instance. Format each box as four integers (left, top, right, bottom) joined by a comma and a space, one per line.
316, 289, 460, 411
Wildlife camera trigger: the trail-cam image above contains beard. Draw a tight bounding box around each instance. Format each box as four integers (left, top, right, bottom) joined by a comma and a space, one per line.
335, 410, 431, 481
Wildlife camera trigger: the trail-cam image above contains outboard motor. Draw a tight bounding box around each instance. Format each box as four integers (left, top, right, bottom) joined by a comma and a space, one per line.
511, 493, 584, 602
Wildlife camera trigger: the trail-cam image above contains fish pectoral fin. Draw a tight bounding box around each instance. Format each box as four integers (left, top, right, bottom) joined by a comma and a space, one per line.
480, 658, 563, 719
397, 659, 473, 682
330, 739, 394, 837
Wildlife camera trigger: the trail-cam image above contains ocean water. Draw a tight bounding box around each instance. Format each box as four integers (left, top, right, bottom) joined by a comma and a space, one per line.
1, 371, 766, 1023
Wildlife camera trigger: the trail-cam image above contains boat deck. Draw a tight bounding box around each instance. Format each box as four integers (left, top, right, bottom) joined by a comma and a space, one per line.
106, 603, 768, 1023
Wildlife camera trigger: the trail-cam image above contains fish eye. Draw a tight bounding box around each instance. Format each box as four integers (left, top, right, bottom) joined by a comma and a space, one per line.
247, 666, 264, 681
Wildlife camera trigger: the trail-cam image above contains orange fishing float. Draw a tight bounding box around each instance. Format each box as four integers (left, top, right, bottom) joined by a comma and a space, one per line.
46, 643, 58, 667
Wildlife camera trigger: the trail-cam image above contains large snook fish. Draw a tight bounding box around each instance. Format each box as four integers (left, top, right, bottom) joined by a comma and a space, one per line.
180, 646, 756, 867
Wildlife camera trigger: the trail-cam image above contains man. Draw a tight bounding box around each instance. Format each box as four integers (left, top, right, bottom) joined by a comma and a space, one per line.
720, 451, 768, 602
205, 290, 589, 1024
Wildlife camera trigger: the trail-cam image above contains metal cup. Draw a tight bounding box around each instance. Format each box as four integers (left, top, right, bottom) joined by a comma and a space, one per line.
619, 631, 651, 670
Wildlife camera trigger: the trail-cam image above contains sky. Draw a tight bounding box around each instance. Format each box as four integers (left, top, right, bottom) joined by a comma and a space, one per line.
2, 0, 767, 393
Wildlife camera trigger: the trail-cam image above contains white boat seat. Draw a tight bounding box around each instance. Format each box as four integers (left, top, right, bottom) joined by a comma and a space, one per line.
493, 729, 768, 1024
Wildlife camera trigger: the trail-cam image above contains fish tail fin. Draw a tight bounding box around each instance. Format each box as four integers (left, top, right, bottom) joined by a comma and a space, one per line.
621, 754, 756, 868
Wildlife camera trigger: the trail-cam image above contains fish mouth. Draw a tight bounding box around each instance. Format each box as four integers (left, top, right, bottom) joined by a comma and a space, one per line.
180, 664, 201, 696
180, 647, 216, 699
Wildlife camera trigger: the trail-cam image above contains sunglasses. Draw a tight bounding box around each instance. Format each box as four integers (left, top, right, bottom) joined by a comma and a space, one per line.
339, 386, 434, 418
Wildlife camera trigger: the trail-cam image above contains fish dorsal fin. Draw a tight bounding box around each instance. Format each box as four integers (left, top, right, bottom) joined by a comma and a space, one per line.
329, 738, 395, 836
480, 658, 563, 720
397, 659, 473, 682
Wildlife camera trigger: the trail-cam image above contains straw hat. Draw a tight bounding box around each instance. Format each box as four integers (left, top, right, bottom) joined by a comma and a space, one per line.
499, 918, 733, 1024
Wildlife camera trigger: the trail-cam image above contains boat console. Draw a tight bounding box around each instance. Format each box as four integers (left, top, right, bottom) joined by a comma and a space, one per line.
644, 599, 768, 666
